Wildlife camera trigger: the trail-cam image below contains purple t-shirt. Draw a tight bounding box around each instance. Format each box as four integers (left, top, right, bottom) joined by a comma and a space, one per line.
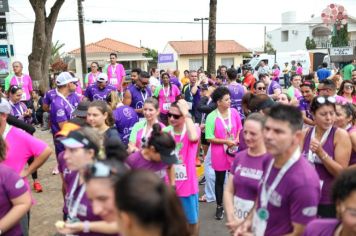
127, 85, 152, 118
57, 151, 76, 191
84, 83, 117, 101
67, 92, 82, 108
231, 150, 271, 200
302, 127, 336, 204
169, 76, 182, 88
228, 83, 245, 120
65, 174, 114, 236
10, 101, 32, 124
112, 106, 139, 145
267, 81, 282, 95
299, 98, 313, 120
43, 89, 57, 106
0, 164, 28, 236
348, 127, 356, 165
256, 156, 321, 235
49, 95, 73, 134
126, 151, 168, 180
303, 219, 339, 236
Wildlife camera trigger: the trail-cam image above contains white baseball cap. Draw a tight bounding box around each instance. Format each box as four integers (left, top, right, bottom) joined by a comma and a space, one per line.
56, 72, 78, 86
0, 98, 11, 114
97, 73, 108, 83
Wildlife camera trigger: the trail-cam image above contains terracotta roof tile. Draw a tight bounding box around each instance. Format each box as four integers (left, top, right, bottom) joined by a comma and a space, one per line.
69, 38, 146, 54
168, 40, 250, 55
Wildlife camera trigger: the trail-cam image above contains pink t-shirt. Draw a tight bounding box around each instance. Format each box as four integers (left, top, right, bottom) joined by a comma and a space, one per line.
205, 108, 242, 171
164, 125, 201, 197
10, 74, 33, 101
129, 120, 166, 148
107, 63, 125, 91
156, 85, 181, 114
2, 125, 48, 201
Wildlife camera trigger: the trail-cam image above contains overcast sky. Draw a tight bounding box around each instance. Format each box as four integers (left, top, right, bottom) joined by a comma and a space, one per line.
7, 0, 356, 71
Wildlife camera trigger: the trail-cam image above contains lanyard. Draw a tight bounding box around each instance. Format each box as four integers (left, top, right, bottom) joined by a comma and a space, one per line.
111, 64, 116, 75
187, 84, 193, 99
15, 75, 24, 87
170, 125, 187, 160
141, 120, 158, 143
55, 89, 74, 113
260, 148, 300, 208
10, 101, 24, 116
91, 72, 98, 83
140, 90, 148, 102
162, 86, 170, 100
67, 173, 86, 219
217, 108, 232, 135
307, 126, 332, 164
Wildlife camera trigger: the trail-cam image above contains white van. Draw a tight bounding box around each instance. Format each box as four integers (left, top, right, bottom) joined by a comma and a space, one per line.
249, 50, 311, 78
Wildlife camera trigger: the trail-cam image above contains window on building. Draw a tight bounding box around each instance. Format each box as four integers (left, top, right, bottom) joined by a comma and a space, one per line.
221, 58, 234, 68
0, 16, 6, 39
281, 30, 289, 42
189, 59, 203, 70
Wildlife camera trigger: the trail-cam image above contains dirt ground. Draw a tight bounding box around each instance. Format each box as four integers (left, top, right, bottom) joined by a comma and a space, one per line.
29, 128, 62, 236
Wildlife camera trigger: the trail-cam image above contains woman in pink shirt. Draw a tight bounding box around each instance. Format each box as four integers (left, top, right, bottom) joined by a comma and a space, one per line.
337, 80, 356, 104
154, 72, 181, 125
10, 61, 33, 106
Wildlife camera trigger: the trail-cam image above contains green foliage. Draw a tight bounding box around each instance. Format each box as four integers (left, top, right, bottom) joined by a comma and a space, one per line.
265, 41, 276, 54
142, 47, 158, 63
50, 40, 65, 64
306, 37, 316, 49
331, 24, 349, 47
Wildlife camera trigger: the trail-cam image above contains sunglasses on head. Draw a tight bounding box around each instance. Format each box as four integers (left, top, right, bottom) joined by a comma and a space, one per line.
84, 162, 117, 181
168, 112, 182, 119
316, 96, 336, 105
345, 84, 353, 89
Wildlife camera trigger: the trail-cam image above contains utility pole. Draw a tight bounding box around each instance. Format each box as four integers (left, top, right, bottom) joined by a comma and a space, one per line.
194, 17, 209, 70
77, 0, 87, 85
264, 26, 267, 53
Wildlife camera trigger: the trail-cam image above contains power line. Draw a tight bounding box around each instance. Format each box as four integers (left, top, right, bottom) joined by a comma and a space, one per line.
5, 18, 324, 25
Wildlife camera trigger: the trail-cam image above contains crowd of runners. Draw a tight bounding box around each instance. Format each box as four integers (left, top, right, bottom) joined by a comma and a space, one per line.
1, 52, 356, 236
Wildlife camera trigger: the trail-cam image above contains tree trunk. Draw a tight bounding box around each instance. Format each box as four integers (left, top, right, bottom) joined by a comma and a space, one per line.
28, 0, 65, 91
207, 0, 217, 75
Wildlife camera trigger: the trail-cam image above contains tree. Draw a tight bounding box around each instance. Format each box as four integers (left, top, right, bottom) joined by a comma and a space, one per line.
331, 24, 349, 47
207, 0, 217, 75
264, 41, 276, 54
142, 47, 158, 64
50, 40, 65, 64
305, 37, 311, 49
28, 0, 65, 91
305, 37, 316, 50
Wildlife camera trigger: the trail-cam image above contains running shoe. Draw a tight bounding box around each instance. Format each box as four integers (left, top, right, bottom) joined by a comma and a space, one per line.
33, 181, 43, 193
215, 206, 224, 220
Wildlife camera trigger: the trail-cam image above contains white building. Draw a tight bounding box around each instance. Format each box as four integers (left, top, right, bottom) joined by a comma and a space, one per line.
267, 11, 356, 52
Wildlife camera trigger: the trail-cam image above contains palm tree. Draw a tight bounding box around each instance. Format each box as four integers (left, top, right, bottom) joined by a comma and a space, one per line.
207, 0, 217, 75
50, 40, 65, 64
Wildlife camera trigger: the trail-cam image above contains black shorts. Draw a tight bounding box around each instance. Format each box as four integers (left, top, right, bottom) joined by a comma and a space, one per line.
200, 131, 208, 145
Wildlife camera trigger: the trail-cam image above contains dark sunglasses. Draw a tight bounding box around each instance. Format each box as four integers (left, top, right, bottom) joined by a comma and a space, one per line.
344, 85, 353, 89
257, 87, 266, 91
168, 112, 182, 119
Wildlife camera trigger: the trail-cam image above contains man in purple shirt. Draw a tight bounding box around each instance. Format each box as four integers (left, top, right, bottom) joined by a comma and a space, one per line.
226, 68, 245, 120
259, 73, 282, 100
123, 71, 152, 118
236, 104, 320, 236
84, 73, 117, 101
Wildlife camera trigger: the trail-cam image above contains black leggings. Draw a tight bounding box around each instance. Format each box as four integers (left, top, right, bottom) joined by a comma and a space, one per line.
27, 157, 37, 180
215, 170, 227, 206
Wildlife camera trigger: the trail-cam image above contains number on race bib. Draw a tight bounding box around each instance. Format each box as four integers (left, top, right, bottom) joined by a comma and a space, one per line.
163, 103, 171, 111
175, 164, 188, 181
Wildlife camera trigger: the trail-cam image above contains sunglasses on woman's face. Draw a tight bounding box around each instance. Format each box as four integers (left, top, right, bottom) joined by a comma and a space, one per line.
257, 86, 266, 91
168, 112, 182, 119
344, 85, 353, 89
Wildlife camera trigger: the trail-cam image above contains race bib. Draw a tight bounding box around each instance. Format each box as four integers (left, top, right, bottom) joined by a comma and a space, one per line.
233, 196, 254, 220
175, 164, 188, 181
252, 209, 267, 236
187, 102, 193, 110
163, 103, 171, 111
110, 78, 118, 85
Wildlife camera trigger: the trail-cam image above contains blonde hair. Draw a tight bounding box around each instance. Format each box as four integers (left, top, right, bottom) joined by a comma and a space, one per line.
106, 91, 121, 110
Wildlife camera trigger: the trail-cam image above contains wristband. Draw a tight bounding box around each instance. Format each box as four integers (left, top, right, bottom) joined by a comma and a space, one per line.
83, 221, 90, 233
321, 153, 329, 160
